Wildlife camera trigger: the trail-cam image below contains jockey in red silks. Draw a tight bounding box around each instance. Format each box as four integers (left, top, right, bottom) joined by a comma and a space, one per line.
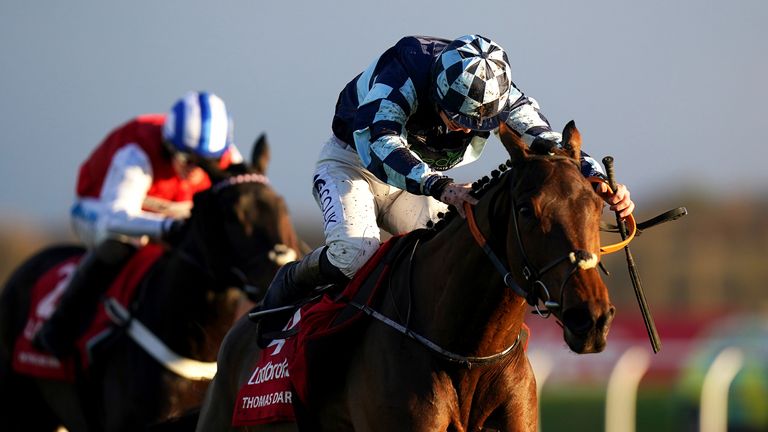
261, 34, 635, 312
33, 91, 243, 358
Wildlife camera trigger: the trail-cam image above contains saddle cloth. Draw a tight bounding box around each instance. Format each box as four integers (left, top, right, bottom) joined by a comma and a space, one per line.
12, 244, 164, 380
231, 233, 409, 427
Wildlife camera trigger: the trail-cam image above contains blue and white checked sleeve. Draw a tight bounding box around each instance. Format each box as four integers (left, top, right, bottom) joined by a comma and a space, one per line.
352, 60, 442, 195
504, 94, 605, 178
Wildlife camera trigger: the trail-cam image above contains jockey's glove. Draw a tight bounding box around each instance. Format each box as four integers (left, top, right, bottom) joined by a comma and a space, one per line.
161, 218, 188, 246
438, 182, 479, 219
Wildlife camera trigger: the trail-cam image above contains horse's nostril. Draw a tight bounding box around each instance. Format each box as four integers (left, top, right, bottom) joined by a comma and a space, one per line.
595, 311, 609, 331
595, 306, 616, 331
562, 307, 593, 335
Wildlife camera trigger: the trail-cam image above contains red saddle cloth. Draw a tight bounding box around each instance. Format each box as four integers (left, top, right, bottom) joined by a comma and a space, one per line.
232, 309, 300, 426
12, 244, 164, 380
231, 235, 403, 427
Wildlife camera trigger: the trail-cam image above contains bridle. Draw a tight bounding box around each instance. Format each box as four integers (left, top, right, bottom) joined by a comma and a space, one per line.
464, 174, 636, 319
178, 173, 297, 297
351, 168, 636, 367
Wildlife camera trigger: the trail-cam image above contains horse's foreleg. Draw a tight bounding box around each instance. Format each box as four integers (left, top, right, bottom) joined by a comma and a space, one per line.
492, 357, 538, 432
0, 372, 61, 432
197, 372, 237, 431
197, 315, 264, 432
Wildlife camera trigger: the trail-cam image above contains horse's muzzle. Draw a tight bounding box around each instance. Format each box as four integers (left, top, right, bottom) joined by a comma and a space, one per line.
561, 301, 615, 353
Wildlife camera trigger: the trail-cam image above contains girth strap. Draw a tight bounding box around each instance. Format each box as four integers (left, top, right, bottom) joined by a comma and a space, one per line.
348, 300, 523, 369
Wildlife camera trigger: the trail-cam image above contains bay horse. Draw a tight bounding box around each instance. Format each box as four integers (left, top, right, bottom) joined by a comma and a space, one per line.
197, 122, 616, 432
0, 136, 304, 431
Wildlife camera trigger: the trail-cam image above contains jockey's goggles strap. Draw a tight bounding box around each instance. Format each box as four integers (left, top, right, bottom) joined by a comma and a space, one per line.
586, 177, 637, 255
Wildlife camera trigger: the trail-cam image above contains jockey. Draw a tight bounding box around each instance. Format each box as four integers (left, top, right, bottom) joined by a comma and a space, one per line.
261, 34, 634, 310
33, 91, 243, 358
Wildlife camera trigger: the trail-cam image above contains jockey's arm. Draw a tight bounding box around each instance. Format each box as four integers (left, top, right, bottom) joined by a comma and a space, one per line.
351, 63, 451, 199
502, 92, 634, 217
95, 144, 177, 241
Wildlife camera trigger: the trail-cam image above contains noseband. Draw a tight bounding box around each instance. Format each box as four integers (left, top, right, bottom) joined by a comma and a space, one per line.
463, 177, 635, 318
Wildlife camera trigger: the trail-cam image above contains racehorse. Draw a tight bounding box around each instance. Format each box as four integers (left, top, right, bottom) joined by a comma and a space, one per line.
197, 122, 616, 432
0, 136, 304, 432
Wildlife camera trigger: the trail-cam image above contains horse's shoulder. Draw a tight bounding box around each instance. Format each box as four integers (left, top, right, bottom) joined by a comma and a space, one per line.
219, 314, 260, 363
216, 313, 262, 388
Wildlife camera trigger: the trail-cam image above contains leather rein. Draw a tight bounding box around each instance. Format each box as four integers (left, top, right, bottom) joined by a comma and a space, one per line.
353, 175, 636, 368
463, 177, 636, 317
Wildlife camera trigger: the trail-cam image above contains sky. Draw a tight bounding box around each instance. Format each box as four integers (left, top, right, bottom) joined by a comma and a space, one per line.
1, 0, 766, 229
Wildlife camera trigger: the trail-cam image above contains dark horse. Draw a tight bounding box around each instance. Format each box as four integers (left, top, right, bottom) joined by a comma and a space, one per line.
0, 136, 304, 431
197, 122, 616, 431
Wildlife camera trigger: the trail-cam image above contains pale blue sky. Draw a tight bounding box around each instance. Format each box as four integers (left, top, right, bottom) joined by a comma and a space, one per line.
2, 0, 766, 227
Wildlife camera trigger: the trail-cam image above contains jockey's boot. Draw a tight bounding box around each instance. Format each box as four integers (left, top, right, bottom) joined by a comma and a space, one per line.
32, 239, 136, 358
261, 246, 346, 311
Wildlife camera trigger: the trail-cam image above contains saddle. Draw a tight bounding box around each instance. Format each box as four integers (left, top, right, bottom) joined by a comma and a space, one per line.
254, 230, 423, 345
12, 244, 164, 380
233, 231, 425, 427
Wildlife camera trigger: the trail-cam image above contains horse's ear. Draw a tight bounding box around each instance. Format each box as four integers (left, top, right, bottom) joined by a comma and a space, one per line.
498, 122, 528, 164
251, 133, 271, 174
561, 120, 582, 161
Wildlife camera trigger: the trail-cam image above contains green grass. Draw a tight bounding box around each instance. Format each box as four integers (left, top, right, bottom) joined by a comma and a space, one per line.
539, 385, 682, 432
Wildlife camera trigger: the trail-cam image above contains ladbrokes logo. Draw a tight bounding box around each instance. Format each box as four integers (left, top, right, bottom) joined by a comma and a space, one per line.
247, 358, 290, 385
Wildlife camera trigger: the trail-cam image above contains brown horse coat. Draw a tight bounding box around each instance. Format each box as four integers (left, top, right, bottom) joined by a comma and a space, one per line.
198, 122, 614, 432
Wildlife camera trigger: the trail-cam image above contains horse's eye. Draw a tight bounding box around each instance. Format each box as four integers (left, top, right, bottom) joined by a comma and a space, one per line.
518, 204, 534, 218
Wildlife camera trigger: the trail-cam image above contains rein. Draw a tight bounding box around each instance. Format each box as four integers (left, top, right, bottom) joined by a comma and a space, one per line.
349, 235, 525, 369
348, 300, 522, 369
463, 177, 637, 316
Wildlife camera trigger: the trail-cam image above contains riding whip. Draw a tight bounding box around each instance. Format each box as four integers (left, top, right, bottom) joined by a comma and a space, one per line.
602, 156, 662, 353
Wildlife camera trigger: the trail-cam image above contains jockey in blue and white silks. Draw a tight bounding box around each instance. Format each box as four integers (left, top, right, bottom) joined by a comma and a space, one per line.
331, 35, 605, 198
261, 35, 634, 313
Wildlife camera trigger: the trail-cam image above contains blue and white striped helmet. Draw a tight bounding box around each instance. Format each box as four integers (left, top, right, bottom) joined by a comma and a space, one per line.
432, 35, 514, 131
163, 91, 233, 159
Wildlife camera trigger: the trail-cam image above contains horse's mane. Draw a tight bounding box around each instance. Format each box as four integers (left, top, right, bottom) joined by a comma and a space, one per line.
426, 144, 577, 234
425, 160, 513, 234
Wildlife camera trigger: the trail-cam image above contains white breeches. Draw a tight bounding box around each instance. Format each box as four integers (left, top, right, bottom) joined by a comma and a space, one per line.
312, 136, 448, 278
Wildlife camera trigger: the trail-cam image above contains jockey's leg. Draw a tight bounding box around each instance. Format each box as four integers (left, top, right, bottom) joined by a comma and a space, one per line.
379, 188, 448, 235
261, 246, 346, 310
33, 239, 136, 357
262, 136, 382, 311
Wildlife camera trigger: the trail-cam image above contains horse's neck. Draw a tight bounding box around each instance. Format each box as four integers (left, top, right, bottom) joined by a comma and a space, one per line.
406, 180, 527, 355
138, 249, 240, 360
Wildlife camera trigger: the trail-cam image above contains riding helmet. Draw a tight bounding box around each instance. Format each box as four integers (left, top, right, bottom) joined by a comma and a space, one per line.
432, 34, 515, 131
163, 91, 233, 159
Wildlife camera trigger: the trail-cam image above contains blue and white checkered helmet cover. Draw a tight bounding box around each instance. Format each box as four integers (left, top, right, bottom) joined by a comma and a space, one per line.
432, 35, 513, 131
163, 91, 232, 159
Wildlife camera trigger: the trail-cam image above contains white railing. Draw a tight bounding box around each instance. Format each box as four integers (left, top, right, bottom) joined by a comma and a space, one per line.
605, 346, 651, 432
530, 345, 747, 432
699, 347, 744, 432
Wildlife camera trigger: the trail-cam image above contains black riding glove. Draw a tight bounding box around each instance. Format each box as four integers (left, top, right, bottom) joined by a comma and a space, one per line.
161, 218, 188, 246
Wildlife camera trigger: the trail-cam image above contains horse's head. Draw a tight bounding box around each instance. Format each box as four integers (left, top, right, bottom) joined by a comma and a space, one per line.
182, 134, 302, 301
498, 122, 614, 353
